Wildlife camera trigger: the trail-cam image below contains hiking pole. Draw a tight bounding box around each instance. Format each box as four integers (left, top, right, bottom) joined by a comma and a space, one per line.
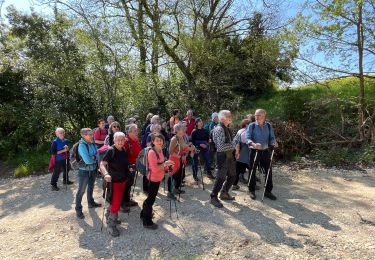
262, 149, 275, 202
65, 151, 68, 191
247, 150, 259, 187
167, 167, 173, 218
197, 154, 205, 191
101, 182, 108, 232
178, 164, 185, 202
131, 168, 138, 199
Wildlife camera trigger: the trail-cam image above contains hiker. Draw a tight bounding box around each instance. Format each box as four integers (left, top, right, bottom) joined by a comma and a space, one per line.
169, 109, 181, 135
94, 118, 108, 149
210, 110, 236, 208
75, 128, 102, 219
168, 123, 194, 199
100, 132, 129, 237
142, 123, 162, 193
141, 115, 160, 148
105, 115, 115, 130
191, 118, 213, 181
185, 109, 196, 139
146, 124, 162, 147
205, 112, 219, 172
104, 121, 121, 146
246, 109, 278, 200
50, 127, 73, 191
232, 119, 251, 190
140, 133, 175, 229
121, 123, 142, 211
141, 113, 153, 138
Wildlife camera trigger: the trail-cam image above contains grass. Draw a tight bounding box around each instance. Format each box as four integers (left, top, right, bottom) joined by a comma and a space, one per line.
9, 144, 50, 178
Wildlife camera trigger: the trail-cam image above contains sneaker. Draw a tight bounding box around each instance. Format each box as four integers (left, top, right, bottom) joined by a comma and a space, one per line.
232, 185, 240, 191
143, 222, 158, 230
264, 192, 277, 200
219, 192, 235, 201
51, 185, 60, 191
63, 180, 74, 185
123, 200, 138, 207
76, 211, 85, 219
210, 197, 223, 208
249, 191, 256, 200
88, 202, 102, 208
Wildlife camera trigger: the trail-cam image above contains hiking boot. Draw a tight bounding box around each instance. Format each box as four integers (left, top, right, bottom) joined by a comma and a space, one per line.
220, 192, 235, 201
210, 196, 223, 208
167, 192, 177, 200
143, 221, 158, 230
76, 211, 85, 219
175, 189, 185, 195
51, 185, 60, 191
108, 214, 120, 237
123, 199, 138, 207
264, 192, 277, 200
120, 206, 130, 213
88, 202, 102, 208
249, 191, 256, 200
63, 180, 74, 185
232, 185, 240, 191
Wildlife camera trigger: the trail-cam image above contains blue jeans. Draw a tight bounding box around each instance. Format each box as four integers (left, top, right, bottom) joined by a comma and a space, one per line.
75, 169, 97, 212
192, 148, 211, 177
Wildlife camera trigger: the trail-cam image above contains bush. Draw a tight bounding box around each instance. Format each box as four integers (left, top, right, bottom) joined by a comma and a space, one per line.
13, 164, 29, 178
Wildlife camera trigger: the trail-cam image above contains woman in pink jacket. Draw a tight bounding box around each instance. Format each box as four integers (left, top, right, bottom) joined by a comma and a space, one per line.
140, 133, 174, 229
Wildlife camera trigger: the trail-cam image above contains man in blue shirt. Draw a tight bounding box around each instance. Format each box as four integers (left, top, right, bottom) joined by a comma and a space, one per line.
75, 128, 102, 219
50, 128, 73, 190
246, 109, 278, 200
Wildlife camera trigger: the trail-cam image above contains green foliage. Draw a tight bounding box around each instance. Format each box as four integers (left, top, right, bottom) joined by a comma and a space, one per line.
14, 165, 29, 178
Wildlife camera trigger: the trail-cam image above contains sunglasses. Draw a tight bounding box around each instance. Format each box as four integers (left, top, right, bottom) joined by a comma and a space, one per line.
112, 125, 120, 129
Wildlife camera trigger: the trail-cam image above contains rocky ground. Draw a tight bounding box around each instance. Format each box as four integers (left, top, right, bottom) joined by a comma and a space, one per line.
0, 164, 375, 259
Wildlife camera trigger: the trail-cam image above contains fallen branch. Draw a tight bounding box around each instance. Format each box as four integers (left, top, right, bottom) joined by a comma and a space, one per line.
356, 212, 375, 227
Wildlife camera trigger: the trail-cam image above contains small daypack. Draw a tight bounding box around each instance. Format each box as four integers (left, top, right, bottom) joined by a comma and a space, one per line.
70, 141, 90, 169
136, 147, 159, 176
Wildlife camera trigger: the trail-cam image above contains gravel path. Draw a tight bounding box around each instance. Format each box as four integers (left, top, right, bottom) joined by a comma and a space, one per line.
0, 164, 375, 259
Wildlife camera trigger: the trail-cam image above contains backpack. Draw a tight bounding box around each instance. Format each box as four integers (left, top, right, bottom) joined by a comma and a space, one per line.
136, 147, 159, 176
250, 122, 272, 145
70, 141, 90, 169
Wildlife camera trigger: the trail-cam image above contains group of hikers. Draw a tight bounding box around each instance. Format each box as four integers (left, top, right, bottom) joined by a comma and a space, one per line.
49, 108, 278, 237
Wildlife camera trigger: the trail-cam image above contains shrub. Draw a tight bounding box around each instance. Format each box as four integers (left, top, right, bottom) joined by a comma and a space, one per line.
13, 164, 29, 178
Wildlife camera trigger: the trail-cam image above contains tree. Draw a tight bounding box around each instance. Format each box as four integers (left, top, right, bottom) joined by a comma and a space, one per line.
295, 0, 375, 142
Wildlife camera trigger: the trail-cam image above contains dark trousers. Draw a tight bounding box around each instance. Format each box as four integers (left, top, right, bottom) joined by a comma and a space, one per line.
210, 151, 236, 197
142, 181, 160, 224
121, 171, 135, 205
143, 175, 149, 193
248, 149, 273, 193
234, 161, 249, 185
50, 159, 70, 186
168, 162, 183, 192
209, 143, 216, 170
192, 148, 211, 177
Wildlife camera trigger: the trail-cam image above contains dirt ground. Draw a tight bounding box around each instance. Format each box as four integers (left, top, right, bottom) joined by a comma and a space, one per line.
0, 164, 374, 259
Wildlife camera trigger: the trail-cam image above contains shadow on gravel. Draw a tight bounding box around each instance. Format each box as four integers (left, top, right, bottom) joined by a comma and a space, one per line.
0, 174, 75, 219
269, 185, 341, 231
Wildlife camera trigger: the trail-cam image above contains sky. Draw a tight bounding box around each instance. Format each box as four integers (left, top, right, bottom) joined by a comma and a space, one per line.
1, 0, 373, 85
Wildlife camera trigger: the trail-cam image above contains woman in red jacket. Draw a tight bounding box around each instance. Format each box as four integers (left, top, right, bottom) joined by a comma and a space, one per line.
121, 123, 142, 211
140, 133, 174, 229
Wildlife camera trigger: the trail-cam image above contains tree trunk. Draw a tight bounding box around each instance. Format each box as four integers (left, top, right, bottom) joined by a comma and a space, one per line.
356, 1, 365, 142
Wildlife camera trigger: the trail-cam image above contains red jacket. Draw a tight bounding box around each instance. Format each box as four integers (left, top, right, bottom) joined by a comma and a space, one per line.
185, 117, 195, 136
124, 135, 142, 165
